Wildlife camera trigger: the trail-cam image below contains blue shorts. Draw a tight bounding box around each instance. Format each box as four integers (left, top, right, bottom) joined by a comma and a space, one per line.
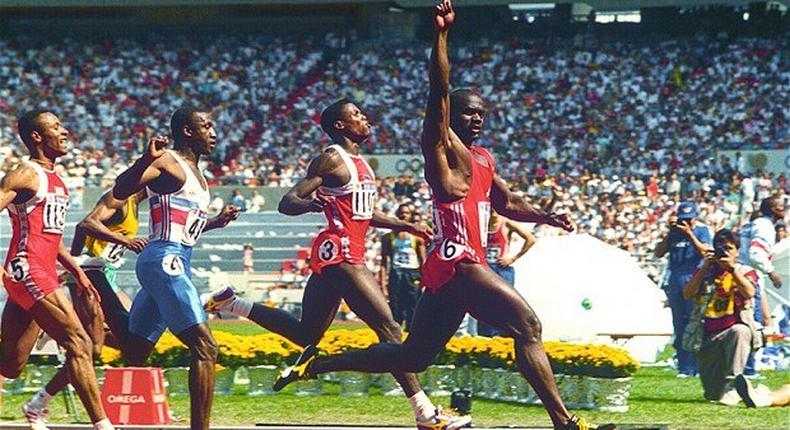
128, 241, 206, 343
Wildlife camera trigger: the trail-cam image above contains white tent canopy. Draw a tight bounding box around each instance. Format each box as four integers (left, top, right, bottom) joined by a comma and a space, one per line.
513, 234, 672, 363
767, 237, 790, 312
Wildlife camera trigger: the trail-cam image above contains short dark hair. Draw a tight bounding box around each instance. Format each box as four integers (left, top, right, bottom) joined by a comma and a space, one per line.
450, 88, 479, 111
759, 196, 777, 217
17, 109, 53, 146
713, 229, 739, 249
320, 98, 353, 139
170, 107, 203, 143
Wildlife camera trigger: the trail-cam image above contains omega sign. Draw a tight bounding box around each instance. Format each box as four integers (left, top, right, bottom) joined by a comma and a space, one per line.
107, 394, 146, 404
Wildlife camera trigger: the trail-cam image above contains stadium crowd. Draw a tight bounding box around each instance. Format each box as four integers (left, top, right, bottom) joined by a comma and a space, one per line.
0, 31, 787, 277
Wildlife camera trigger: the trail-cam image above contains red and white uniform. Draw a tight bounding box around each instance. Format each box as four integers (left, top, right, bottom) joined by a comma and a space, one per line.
486, 218, 509, 265
422, 146, 495, 291
310, 145, 377, 275
3, 162, 69, 310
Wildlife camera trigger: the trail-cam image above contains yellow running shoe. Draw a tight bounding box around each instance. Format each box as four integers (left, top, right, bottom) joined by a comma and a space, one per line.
416, 406, 472, 430
273, 344, 319, 392
564, 415, 617, 430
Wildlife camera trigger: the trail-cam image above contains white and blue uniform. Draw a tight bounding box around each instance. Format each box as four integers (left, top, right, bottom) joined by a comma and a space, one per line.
129, 150, 211, 341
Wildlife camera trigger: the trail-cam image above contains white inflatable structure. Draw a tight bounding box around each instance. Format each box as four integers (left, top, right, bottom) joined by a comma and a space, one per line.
767, 237, 790, 313
513, 234, 672, 363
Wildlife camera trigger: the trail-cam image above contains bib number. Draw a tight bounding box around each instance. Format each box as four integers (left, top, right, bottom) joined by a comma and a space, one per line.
43, 197, 68, 234
182, 210, 208, 246
318, 239, 337, 262
103, 243, 126, 263
162, 254, 185, 276
438, 239, 464, 261
351, 184, 376, 220
486, 247, 501, 264
7, 257, 29, 282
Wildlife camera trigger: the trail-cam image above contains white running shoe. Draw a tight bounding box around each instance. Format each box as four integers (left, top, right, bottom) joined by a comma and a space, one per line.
22, 401, 50, 430
416, 406, 472, 430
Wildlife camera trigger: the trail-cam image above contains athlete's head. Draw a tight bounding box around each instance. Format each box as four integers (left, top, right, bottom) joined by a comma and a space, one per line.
396, 203, 413, 222
320, 99, 371, 143
17, 110, 70, 158
171, 107, 216, 155
759, 196, 785, 221
450, 88, 486, 145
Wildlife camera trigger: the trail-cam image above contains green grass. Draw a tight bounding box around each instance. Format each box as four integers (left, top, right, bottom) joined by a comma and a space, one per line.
1, 367, 787, 429
208, 318, 367, 336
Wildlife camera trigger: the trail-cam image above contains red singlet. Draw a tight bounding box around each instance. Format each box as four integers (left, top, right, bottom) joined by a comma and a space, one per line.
421, 146, 496, 291
309, 145, 377, 275
3, 162, 69, 310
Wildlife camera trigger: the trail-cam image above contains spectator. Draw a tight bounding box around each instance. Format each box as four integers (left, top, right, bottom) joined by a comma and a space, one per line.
243, 244, 254, 274
683, 229, 761, 405
231, 189, 248, 211
655, 201, 713, 377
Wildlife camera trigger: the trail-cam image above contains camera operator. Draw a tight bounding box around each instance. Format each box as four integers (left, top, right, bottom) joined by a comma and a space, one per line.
655, 202, 712, 377
683, 229, 761, 405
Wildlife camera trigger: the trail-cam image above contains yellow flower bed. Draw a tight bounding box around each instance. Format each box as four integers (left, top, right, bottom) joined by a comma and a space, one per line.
100, 329, 638, 378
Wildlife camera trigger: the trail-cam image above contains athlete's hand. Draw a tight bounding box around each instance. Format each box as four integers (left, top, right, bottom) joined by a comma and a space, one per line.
434, 0, 455, 32
74, 271, 101, 303
124, 237, 149, 254
146, 135, 169, 159
406, 223, 433, 242
769, 271, 783, 289
544, 212, 574, 232
216, 205, 242, 227
497, 256, 516, 267
307, 194, 334, 213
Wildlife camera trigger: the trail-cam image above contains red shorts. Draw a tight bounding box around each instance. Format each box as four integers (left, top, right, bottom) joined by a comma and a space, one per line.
2, 267, 60, 311
421, 239, 486, 292
309, 230, 365, 275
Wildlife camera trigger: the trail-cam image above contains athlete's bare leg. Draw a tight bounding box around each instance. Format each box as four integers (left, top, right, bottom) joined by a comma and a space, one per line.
246, 273, 341, 346
173, 323, 217, 430
309, 285, 466, 375
457, 262, 570, 429
0, 300, 41, 378
326, 263, 424, 397
27, 290, 107, 423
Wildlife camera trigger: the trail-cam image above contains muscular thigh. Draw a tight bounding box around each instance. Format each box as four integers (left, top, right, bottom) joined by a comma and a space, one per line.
401, 286, 466, 355
29, 289, 90, 346
68, 281, 105, 345
299, 273, 342, 344
455, 262, 539, 339
0, 300, 39, 370
328, 263, 394, 327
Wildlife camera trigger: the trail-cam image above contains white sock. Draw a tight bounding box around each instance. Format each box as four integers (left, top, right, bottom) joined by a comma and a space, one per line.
226, 297, 253, 318
28, 388, 53, 410
93, 418, 114, 430
408, 390, 435, 421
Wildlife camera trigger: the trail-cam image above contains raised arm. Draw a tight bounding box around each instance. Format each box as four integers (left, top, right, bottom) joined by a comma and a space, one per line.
278, 152, 339, 216
490, 174, 573, 232
113, 135, 168, 201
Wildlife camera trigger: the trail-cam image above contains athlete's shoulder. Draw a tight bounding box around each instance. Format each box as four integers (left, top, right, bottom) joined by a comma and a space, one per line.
1, 162, 39, 192
309, 147, 344, 175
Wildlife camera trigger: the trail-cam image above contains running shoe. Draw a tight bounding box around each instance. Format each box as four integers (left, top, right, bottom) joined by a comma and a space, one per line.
273, 344, 319, 392
417, 406, 472, 430
201, 286, 236, 313
22, 401, 50, 430
734, 374, 772, 408
563, 415, 617, 430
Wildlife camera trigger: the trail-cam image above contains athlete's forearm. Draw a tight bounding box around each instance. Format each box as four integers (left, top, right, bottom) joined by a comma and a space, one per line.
70, 225, 88, 256
429, 30, 451, 97
58, 242, 87, 279
113, 154, 156, 201
370, 211, 410, 231
78, 217, 131, 248
496, 193, 552, 224
278, 193, 313, 216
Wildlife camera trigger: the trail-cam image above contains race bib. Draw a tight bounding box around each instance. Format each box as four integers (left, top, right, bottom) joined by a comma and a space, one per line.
478, 202, 491, 248
162, 254, 185, 276
486, 247, 502, 264
437, 239, 464, 261
318, 239, 338, 262
101, 242, 127, 263
6, 256, 30, 282
182, 210, 208, 246
351, 183, 376, 220
42, 195, 69, 234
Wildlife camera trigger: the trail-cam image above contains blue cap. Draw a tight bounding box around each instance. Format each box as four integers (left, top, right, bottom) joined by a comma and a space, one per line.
677, 202, 698, 220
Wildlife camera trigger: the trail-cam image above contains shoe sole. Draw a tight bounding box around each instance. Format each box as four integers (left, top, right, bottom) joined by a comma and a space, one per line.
272, 344, 318, 392
734, 375, 756, 408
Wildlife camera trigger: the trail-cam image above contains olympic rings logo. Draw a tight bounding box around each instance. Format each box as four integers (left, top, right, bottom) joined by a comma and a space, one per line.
394, 157, 424, 174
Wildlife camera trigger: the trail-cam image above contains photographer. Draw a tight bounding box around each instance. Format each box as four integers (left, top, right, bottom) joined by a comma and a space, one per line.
683, 229, 760, 404
655, 201, 713, 377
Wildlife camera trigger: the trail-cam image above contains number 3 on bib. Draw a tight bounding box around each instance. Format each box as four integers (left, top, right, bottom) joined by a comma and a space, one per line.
318, 239, 337, 262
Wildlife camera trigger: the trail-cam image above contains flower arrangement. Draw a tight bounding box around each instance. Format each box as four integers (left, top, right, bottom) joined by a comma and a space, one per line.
100, 329, 638, 379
